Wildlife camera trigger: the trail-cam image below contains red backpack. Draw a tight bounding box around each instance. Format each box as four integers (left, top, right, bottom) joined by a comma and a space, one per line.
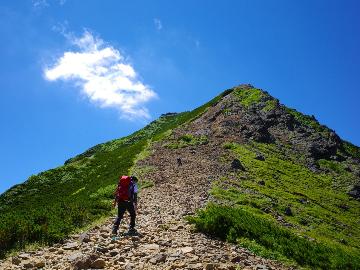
115, 176, 133, 202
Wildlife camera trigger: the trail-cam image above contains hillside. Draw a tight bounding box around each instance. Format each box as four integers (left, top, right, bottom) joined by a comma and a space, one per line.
0, 90, 227, 257
1, 84, 360, 269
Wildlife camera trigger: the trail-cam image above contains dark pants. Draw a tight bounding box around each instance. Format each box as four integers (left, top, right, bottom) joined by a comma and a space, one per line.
113, 201, 136, 231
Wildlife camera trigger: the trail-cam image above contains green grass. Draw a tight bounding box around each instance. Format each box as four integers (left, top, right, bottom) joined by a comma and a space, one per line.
138, 180, 154, 189
236, 237, 291, 263
233, 87, 265, 108
189, 141, 360, 269
263, 99, 278, 112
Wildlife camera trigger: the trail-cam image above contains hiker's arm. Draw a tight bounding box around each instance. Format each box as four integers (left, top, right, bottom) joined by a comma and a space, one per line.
133, 182, 138, 205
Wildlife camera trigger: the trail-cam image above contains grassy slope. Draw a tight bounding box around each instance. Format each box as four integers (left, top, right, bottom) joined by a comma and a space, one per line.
189, 88, 360, 269
0, 89, 230, 258
189, 150, 360, 268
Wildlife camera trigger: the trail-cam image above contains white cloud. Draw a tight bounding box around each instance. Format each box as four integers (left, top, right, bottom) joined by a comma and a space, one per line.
44, 31, 157, 119
154, 18, 163, 31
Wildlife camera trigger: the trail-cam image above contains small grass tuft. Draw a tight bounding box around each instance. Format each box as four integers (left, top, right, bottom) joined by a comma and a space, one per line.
262, 99, 278, 112
234, 88, 265, 108
165, 134, 208, 149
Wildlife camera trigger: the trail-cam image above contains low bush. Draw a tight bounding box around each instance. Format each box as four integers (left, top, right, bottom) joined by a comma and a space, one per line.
188, 204, 360, 269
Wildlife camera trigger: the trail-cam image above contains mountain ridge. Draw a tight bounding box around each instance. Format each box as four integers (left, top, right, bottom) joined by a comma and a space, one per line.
1, 84, 359, 269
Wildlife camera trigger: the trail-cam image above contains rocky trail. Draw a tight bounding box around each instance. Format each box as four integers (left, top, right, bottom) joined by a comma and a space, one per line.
0, 137, 292, 270
0, 186, 289, 270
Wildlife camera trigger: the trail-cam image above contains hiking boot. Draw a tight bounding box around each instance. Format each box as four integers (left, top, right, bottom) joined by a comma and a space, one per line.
127, 228, 137, 236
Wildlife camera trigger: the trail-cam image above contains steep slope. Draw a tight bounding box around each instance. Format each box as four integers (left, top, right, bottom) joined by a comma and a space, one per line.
0, 91, 227, 258
1, 84, 359, 269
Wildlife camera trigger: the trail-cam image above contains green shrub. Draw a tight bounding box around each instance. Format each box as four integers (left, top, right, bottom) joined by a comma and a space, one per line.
342, 141, 360, 159
188, 204, 360, 269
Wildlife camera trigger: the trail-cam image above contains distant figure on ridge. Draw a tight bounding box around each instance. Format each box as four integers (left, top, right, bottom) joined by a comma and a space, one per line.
177, 157, 182, 166
112, 175, 138, 236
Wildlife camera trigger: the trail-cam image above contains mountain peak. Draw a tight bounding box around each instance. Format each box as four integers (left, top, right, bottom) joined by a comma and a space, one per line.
1, 84, 359, 269
194, 85, 344, 163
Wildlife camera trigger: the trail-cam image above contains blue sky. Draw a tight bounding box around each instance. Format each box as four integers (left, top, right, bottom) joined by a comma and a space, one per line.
1, 0, 359, 194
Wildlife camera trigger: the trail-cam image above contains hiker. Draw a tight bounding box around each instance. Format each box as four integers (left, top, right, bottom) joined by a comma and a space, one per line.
177, 157, 182, 166
112, 175, 138, 235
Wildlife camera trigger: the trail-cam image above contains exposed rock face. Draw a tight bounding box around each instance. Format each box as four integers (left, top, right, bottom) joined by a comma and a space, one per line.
199, 84, 344, 165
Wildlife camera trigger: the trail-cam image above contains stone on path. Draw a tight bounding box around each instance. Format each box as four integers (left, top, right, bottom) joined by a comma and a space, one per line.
205, 263, 218, 270
141, 243, 160, 251
256, 264, 271, 270
33, 259, 45, 268
149, 253, 167, 264
79, 233, 91, 243
67, 252, 83, 262
180, 246, 194, 254
18, 253, 30, 260
11, 257, 21, 265
91, 258, 106, 268
63, 242, 79, 250
22, 262, 33, 269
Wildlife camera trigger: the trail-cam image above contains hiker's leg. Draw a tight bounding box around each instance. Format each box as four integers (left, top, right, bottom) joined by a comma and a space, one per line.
127, 202, 136, 229
112, 202, 126, 234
